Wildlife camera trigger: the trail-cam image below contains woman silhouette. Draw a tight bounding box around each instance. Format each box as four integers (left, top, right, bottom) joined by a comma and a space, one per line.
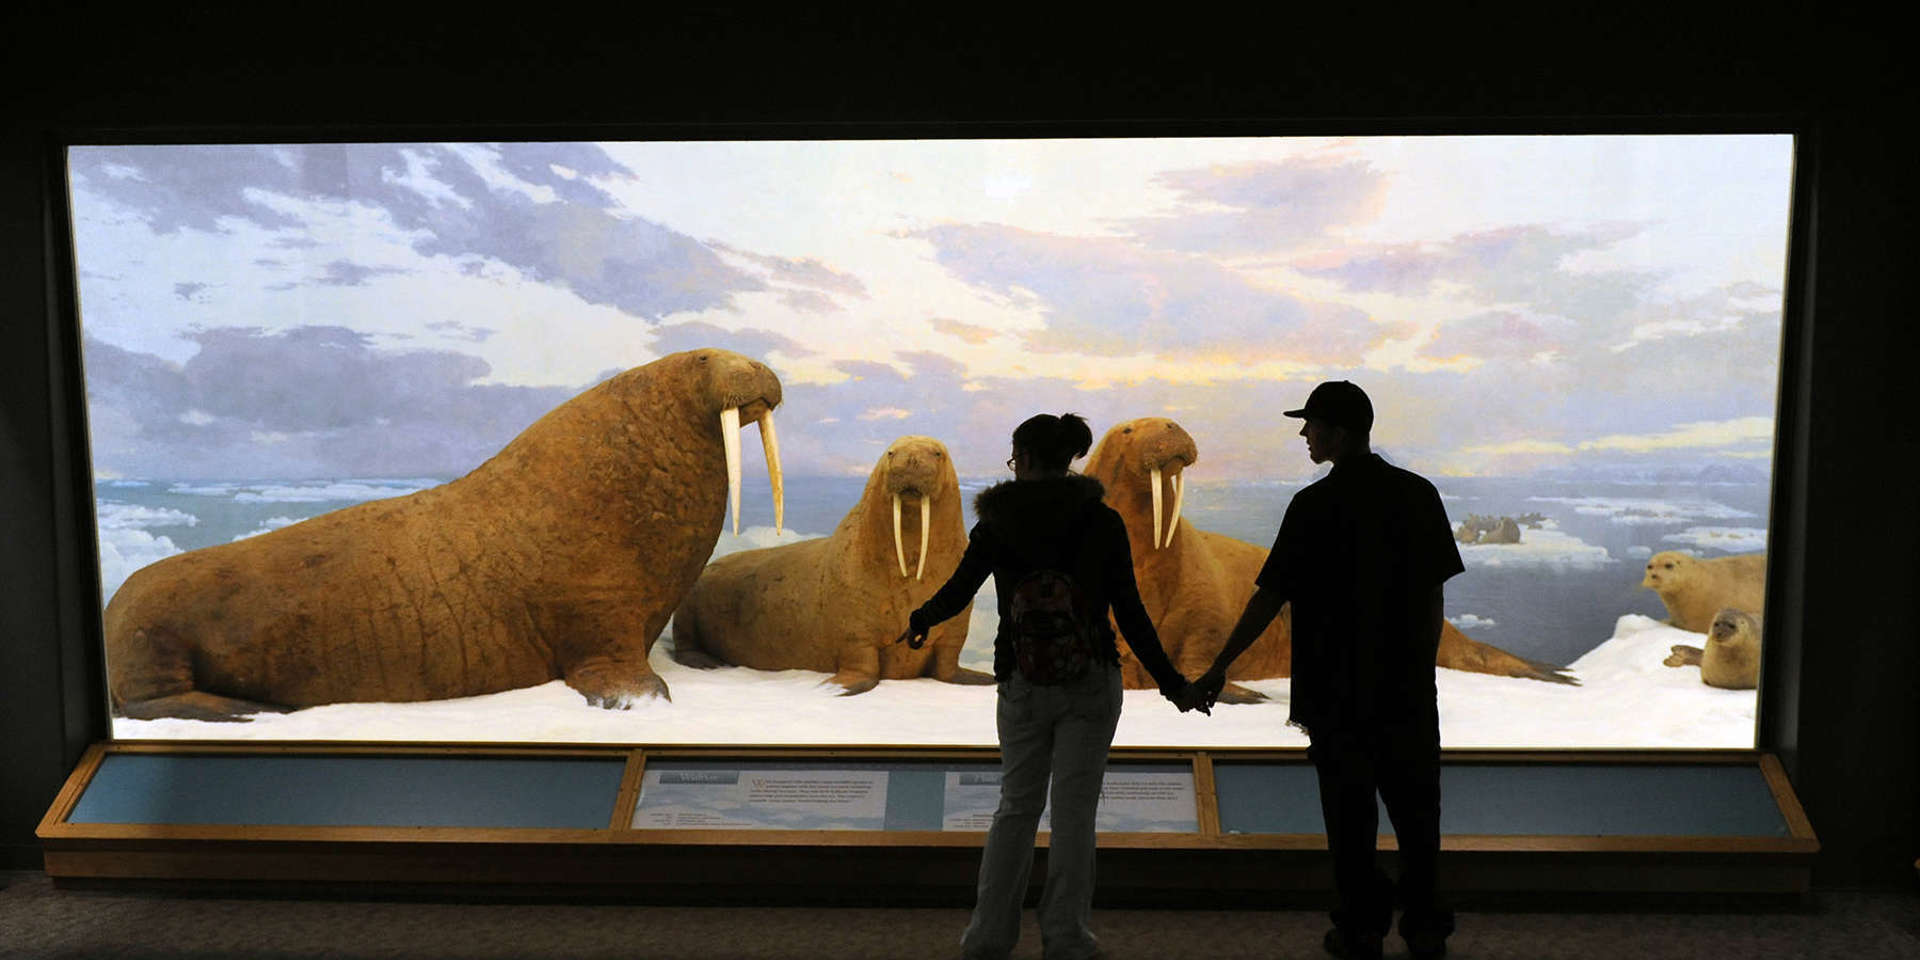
900, 413, 1194, 960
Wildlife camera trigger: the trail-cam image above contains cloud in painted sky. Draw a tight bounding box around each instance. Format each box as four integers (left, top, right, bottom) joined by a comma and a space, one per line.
68, 138, 1795, 482
914, 223, 1398, 364
1461, 417, 1773, 457
929, 317, 1002, 345
82, 327, 576, 479
71, 143, 764, 320
714, 244, 869, 299
1297, 223, 1656, 320
646, 321, 813, 361
1127, 155, 1388, 253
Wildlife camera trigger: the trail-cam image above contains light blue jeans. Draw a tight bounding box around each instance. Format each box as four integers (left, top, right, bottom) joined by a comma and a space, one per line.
961, 660, 1123, 960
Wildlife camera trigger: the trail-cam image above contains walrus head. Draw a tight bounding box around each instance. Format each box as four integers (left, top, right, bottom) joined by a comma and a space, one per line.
681, 348, 786, 536
877, 435, 957, 580
1708, 608, 1760, 644
1084, 417, 1198, 551
1641, 550, 1695, 592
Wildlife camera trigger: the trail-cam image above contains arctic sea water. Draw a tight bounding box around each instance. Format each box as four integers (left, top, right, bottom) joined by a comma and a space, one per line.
93, 472, 1770, 672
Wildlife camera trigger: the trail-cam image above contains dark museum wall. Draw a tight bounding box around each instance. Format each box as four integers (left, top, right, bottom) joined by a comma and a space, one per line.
3, 9, 1913, 886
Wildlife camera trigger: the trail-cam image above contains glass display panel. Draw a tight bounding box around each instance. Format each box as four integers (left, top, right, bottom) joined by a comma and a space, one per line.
70, 136, 1792, 747
1211, 761, 1790, 837
68, 753, 626, 828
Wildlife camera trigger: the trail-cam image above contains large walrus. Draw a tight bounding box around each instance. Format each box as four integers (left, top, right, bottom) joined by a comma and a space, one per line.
1641, 549, 1767, 633
670, 435, 995, 695
1082, 417, 1574, 702
105, 348, 786, 720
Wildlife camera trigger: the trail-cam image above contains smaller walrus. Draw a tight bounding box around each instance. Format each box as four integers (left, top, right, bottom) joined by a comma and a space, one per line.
1641, 550, 1767, 633
1662, 607, 1763, 689
670, 435, 995, 695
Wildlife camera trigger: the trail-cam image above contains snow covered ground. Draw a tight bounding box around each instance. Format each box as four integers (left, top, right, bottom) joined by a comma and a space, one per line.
113, 614, 1755, 749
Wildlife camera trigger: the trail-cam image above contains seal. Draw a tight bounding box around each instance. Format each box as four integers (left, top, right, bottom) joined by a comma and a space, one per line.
1641, 550, 1767, 634
1662, 607, 1762, 689
1083, 417, 1575, 700
670, 435, 994, 694
104, 348, 786, 720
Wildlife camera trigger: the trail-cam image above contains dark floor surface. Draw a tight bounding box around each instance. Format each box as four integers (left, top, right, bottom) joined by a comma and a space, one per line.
3, 872, 1917, 959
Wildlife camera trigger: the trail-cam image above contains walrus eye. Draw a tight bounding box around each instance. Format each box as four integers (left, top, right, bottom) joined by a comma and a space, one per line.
1122, 427, 1133, 434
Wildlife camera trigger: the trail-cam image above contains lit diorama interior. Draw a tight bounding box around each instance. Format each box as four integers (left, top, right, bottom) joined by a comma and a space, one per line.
73, 135, 1791, 752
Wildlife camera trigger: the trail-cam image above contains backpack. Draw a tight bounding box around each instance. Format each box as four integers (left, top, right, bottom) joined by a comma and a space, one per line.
1006, 504, 1099, 685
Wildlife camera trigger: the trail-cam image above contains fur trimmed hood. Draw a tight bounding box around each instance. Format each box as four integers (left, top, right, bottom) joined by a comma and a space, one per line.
973, 474, 1108, 558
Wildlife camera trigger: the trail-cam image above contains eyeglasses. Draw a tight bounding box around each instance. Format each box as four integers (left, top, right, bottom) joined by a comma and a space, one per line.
1006, 457, 1018, 471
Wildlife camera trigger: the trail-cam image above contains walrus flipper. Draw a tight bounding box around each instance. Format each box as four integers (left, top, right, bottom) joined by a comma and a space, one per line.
1664, 644, 1705, 668
1517, 656, 1580, 686
117, 692, 292, 722
929, 642, 995, 685
563, 652, 669, 707
1216, 681, 1270, 705
825, 645, 881, 696
1437, 623, 1579, 685
665, 615, 727, 669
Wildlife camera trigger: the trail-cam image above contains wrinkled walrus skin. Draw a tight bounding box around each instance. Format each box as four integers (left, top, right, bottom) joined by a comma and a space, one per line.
104, 348, 784, 720
670, 436, 994, 695
1083, 418, 1575, 703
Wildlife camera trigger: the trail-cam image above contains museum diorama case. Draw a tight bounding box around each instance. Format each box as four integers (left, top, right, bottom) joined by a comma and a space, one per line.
40, 122, 1818, 898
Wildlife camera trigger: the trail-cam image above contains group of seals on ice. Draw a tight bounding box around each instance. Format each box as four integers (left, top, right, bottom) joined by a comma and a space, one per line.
104, 348, 1584, 720
1644, 550, 1767, 689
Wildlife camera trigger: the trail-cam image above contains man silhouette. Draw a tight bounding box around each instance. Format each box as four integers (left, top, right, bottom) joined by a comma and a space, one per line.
1181, 380, 1460, 960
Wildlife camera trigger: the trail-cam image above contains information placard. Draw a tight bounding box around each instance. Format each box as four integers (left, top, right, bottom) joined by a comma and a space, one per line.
633, 768, 889, 830
943, 769, 1197, 832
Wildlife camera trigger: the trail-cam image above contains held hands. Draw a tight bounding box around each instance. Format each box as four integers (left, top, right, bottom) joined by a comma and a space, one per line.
1173, 667, 1226, 715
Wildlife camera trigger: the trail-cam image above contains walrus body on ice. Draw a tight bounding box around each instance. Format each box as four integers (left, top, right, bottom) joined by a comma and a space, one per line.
105, 348, 786, 720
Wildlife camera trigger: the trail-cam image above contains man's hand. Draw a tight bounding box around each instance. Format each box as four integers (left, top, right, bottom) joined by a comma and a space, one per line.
1164, 677, 1210, 715
1171, 670, 1224, 714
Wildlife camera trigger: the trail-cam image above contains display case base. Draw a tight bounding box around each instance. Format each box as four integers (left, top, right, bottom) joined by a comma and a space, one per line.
40, 742, 1816, 904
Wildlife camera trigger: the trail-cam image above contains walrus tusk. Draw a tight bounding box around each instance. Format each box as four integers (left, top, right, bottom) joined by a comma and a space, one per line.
892, 492, 908, 577
917, 494, 930, 581
721, 406, 742, 535
1150, 465, 1163, 551
759, 411, 784, 535
1165, 472, 1185, 549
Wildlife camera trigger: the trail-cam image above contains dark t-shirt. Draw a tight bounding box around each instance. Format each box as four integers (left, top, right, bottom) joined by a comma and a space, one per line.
1254, 453, 1464, 735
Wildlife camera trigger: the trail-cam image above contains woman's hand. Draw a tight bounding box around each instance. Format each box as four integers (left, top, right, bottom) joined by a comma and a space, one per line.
895, 621, 930, 649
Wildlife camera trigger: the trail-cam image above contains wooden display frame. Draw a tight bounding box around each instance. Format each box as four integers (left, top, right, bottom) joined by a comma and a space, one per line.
39, 741, 1817, 901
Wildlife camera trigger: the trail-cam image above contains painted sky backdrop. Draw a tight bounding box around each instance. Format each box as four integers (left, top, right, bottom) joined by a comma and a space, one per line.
69, 136, 1792, 482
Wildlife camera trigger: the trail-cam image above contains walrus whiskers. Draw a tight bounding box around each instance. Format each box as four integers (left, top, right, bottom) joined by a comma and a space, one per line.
1150, 465, 1164, 549
721, 406, 742, 535
892, 492, 908, 577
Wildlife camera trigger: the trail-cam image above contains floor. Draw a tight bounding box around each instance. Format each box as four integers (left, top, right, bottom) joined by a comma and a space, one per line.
2, 872, 1917, 959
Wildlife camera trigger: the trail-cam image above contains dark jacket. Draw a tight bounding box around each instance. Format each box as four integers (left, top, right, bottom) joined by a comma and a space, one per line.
909, 474, 1186, 695
1255, 453, 1463, 734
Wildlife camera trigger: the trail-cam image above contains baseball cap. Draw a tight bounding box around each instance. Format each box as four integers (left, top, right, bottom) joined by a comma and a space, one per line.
1284, 380, 1374, 433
